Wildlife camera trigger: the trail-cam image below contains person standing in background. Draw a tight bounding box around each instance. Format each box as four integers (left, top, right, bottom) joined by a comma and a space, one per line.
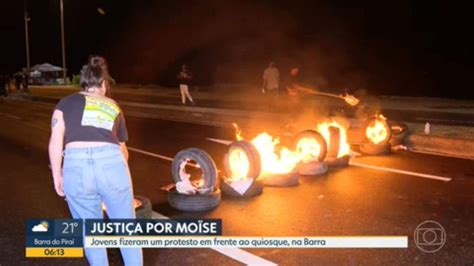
262, 61, 280, 95
177, 64, 195, 105
22, 71, 29, 93
0, 75, 7, 103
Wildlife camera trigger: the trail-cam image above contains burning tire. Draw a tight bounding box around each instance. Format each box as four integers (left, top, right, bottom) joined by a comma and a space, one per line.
388, 121, 409, 146
134, 195, 153, 219
298, 161, 328, 176
168, 188, 221, 212
221, 180, 263, 197
223, 141, 261, 180
326, 126, 341, 159
363, 117, 392, 145
360, 141, 391, 155
222, 141, 262, 197
292, 130, 328, 162
325, 155, 350, 167
171, 148, 217, 193
260, 171, 299, 187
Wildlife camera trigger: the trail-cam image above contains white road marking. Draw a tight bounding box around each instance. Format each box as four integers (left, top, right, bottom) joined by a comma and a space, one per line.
206, 137, 232, 145
128, 147, 174, 161
0, 112, 21, 120
349, 160, 452, 182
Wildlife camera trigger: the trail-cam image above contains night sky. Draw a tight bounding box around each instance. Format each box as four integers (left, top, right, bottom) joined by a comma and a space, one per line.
1, 0, 473, 99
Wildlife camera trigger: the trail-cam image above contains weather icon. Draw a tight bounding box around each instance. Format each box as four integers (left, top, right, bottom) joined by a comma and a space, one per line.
32, 221, 49, 232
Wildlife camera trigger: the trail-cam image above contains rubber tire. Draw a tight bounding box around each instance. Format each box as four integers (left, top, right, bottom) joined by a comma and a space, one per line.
260, 171, 299, 187
221, 179, 263, 198
298, 161, 328, 176
363, 117, 392, 145
325, 155, 350, 167
223, 141, 261, 180
134, 195, 153, 219
360, 141, 391, 155
171, 148, 218, 192
326, 126, 341, 159
388, 121, 409, 146
168, 188, 221, 212
292, 130, 328, 162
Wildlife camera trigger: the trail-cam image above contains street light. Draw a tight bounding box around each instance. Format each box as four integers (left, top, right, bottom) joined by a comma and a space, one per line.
60, 0, 67, 84
24, 0, 30, 70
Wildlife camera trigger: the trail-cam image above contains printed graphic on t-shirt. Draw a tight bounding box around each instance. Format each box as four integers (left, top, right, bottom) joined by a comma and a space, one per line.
81, 96, 120, 131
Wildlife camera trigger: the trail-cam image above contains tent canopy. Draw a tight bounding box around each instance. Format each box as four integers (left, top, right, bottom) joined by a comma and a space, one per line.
31, 63, 64, 72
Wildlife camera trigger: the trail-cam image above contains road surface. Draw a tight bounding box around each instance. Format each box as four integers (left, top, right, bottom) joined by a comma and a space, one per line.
0, 99, 473, 265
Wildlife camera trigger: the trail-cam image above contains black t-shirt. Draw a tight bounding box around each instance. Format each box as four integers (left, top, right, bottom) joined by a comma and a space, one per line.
286, 75, 300, 96
177, 70, 193, 86
55, 93, 128, 145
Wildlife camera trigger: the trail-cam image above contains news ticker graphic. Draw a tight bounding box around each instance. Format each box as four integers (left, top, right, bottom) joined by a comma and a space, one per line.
27, 219, 408, 256
25, 219, 84, 258
85, 236, 408, 249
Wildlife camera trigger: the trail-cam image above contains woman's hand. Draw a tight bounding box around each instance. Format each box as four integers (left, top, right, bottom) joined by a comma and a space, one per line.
53, 174, 65, 197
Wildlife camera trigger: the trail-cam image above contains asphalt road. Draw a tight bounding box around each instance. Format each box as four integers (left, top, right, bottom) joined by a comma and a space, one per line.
19, 89, 474, 126
0, 100, 473, 265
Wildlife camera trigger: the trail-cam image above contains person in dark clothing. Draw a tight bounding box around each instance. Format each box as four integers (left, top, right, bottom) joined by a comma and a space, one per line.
15, 74, 22, 92
22, 72, 29, 93
0, 75, 7, 103
177, 64, 195, 105
286, 67, 316, 113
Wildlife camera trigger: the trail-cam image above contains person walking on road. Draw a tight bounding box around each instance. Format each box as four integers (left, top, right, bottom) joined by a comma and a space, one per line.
0, 75, 7, 104
48, 56, 143, 266
262, 61, 280, 95
177, 64, 195, 105
22, 71, 29, 93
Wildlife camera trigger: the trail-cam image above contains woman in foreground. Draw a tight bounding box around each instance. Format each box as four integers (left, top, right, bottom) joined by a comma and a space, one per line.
48, 56, 143, 265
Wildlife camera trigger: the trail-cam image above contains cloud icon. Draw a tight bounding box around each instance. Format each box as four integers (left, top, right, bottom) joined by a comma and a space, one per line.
32, 221, 49, 232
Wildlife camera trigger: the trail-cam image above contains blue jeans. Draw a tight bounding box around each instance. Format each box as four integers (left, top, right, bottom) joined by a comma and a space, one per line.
62, 144, 143, 266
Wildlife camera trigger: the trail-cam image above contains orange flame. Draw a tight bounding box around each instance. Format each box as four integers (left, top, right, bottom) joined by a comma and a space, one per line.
227, 148, 250, 181
366, 115, 388, 144
232, 123, 243, 141
317, 121, 350, 158
295, 137, 322, 163
231, 123, 299, 174
251, 132, 300, 174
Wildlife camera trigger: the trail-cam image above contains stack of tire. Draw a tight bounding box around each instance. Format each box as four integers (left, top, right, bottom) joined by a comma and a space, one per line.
168, 148, 221, 212
325, 127, 350, 167
360, 118, 392, 155
221, 141, 263, 197
292, 130, 329, 175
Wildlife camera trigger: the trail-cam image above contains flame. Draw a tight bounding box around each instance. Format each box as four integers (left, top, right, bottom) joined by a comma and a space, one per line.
251, 132, 300, 174
366, 115, 388, 144
295, 137, 322, 163
231, 123, 299, 174
317, 121, 350, 158
232, 123, 243, 141
227, 148, 250, 181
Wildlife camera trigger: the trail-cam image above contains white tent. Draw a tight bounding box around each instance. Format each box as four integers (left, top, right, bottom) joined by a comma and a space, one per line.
31, 63, 64, 72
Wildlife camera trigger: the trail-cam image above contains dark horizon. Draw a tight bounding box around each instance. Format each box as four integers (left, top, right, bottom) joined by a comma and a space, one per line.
1, 0, 473, 99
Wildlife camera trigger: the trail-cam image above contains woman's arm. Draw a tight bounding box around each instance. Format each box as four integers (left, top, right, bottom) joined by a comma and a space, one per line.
48, 110, 65, 197
120, 142, 129, 161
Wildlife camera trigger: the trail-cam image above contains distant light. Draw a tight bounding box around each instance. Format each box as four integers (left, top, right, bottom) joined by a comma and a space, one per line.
97, 7, 105, 16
